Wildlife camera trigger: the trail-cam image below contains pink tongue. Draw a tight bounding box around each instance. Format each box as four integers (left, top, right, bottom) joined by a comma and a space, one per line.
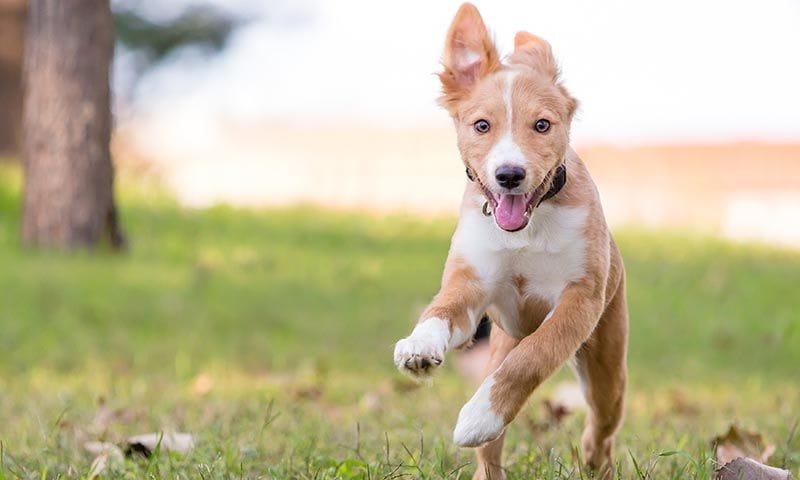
494, 194, 528, 231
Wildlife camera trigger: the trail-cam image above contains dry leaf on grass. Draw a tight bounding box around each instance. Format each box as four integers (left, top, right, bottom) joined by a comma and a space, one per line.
526, 382, 587, 433
542, 399, 571, 425
714, 425, 776, 465
543, 381, 587, 425
85, 441, 125, 458
125, 432, 195, 457
84, 442, 124, 479
716, 457, 791, 480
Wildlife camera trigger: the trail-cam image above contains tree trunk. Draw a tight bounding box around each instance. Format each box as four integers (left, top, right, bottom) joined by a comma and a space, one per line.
21, 0, 124, 249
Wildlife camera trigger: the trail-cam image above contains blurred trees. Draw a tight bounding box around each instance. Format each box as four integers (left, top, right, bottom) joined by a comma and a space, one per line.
16, 0, 239, 249
0, 1, 239, 157
21, 0, 123, 249
114, 4, 236, 67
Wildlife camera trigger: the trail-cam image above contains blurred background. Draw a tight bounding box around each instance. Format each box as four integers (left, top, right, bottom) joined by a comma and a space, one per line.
3, 0, 800, 243
0, 0, 798, 478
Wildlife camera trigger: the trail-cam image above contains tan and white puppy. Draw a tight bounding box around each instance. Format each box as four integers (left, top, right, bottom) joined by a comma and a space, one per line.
393, 4, 628, 479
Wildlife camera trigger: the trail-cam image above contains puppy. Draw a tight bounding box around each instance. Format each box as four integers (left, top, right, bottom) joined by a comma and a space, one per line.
393, 4, 628, 479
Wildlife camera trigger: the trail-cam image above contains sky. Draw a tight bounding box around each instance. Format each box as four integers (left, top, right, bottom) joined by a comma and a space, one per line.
129, 0, 800, 145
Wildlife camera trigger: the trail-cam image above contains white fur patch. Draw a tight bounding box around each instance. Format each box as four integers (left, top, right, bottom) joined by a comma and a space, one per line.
453, 373, 505, 447
518, 205, 589, 304
451, 204, 589, 339
455, 49, 481, 70
485, 71, 526, 190
411, 316, 450, 347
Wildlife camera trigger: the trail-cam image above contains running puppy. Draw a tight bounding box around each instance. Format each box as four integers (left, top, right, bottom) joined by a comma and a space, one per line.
393, 4, 628, 479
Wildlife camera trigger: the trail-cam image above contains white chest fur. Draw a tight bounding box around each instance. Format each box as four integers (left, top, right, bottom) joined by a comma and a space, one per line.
451, 204, 589, 339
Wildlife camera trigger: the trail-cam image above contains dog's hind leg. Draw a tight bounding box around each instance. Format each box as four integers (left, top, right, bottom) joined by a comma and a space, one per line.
473, 316, 518, 480
574, 273, 628, 477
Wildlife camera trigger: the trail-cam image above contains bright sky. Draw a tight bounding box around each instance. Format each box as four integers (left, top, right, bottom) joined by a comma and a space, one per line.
132, 0, 800, 144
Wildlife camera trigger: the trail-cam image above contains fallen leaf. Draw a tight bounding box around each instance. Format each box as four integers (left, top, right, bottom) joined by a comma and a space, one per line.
84, 441, 124, 459
540, 381, 587, 426
542, 399, 571, 425
714, 425, 776, 466
88, 455, 110, 480
716, 457, 791, 480
84, 442, 124, 479
125, 432, 195, 457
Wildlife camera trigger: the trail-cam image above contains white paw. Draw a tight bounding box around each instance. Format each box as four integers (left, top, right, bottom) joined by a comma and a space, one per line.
452, 376, 506, 447
394, 335, 444, 378
393, 318, 449, 379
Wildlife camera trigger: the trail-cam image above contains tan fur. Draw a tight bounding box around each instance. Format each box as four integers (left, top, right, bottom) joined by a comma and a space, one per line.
473, 153, 627, 480
510, 275, 552, 335
447, 50, 576, 202
438, 3, 502, 114
421, 256, 485, 348
395, 4, 628, 478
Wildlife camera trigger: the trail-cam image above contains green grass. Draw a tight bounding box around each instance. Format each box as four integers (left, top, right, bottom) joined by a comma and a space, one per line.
0, 164, 798, 479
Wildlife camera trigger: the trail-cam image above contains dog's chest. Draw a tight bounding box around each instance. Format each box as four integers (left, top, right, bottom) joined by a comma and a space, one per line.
453, 206, 589, 339
493, 244, 585, 338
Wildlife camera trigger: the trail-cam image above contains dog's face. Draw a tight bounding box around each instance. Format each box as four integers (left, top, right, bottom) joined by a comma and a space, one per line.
439, 4, 577, 232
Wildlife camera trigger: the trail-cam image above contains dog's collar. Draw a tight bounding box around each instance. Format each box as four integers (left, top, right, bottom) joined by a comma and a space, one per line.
537, 163, 567, 207
465, 163, 567, 210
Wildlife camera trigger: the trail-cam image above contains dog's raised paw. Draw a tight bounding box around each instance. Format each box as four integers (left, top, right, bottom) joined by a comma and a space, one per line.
393, 336, 445, 378
393, 317, 450, 379
452, 376, 506, 447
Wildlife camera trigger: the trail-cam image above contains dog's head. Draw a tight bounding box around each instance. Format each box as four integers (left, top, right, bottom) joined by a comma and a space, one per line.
439, 3, 578, 232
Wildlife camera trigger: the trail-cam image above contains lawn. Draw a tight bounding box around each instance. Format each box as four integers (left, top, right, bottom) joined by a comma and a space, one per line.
0, 165, 798, 479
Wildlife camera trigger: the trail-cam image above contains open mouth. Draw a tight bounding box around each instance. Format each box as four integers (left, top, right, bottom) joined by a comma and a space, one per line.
475, 169, 558, 232
484, 191, 539, 232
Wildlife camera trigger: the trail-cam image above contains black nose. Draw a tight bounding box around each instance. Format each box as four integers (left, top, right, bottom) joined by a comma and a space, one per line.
495, 165, 526, 189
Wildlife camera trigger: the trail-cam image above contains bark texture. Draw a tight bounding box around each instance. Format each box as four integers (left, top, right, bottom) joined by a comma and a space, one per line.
22, 0, 124, 249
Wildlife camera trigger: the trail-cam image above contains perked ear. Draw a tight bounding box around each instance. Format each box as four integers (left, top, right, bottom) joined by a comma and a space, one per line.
438, 3, 500, 113
510, 31, 559, 80
511, 31, 578, 119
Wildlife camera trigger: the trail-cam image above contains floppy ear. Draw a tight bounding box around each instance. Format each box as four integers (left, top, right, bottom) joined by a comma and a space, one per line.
438, 3, 500, 113
509, 31, 559, 79
511, 31, 578, 119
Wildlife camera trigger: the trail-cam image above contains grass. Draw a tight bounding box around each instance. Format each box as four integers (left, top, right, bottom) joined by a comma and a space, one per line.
0, 163, 798, 479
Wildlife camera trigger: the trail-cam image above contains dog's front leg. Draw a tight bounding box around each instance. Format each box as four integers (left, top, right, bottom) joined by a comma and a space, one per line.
453, 282, 603, 447
394, 256, 487, 379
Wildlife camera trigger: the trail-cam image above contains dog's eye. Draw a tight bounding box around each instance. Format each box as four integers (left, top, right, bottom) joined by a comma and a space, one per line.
534, 119, 551, 133
474, 119, 491, 134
